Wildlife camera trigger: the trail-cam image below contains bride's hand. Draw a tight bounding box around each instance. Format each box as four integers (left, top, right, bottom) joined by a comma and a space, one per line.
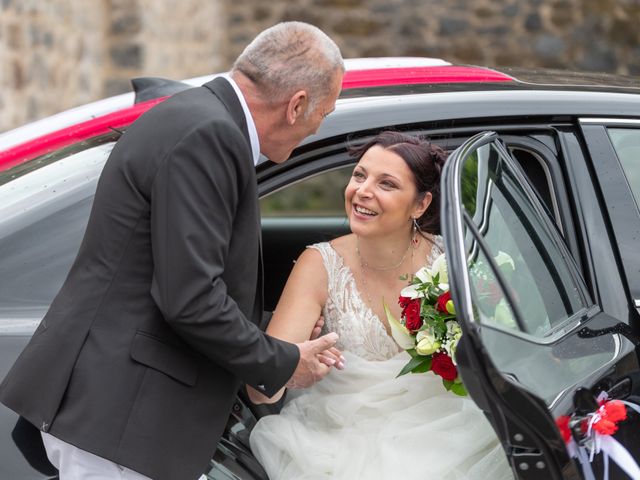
309, 316, 345, 370
318, 347, 345, 370
310, 315, 325, 340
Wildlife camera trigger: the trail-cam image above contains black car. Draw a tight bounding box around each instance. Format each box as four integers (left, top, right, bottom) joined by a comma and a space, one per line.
1, 58, 640, 479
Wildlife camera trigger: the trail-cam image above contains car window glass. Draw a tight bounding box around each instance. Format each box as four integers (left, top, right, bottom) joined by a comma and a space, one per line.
456, 139, 615, 404
462, 143, 587, 337
608, 127, 640, 210
0, 142, 113, 322
260, 166, 352, 217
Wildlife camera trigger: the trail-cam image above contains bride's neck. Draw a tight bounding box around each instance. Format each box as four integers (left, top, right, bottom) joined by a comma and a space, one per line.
355, 232, 413, 271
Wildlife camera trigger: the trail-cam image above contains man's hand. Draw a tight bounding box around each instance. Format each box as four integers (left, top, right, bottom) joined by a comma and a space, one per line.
309, 316, 345, 370
287, 332, 341, 389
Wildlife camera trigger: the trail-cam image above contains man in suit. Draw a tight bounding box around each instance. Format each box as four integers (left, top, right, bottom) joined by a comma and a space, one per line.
0, 22, 345, 480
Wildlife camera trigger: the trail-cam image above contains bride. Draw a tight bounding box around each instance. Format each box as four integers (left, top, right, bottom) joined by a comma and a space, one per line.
248, 131, 513, 479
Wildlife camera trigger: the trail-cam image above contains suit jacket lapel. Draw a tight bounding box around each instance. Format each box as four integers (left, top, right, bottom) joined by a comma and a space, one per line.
203, 76, 265, 323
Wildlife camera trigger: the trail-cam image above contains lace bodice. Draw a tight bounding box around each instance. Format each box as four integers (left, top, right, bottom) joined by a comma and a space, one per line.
310, 237, 444, 361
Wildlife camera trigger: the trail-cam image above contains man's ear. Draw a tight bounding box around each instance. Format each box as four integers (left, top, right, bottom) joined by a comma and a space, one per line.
413, 192, 432, 219
286, 90, 308, 125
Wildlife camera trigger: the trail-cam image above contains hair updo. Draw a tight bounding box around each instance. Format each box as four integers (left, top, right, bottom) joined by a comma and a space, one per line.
350, 131, 448, 235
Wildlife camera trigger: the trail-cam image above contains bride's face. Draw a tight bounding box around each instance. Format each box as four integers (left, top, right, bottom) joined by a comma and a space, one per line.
345, 145, 426, 237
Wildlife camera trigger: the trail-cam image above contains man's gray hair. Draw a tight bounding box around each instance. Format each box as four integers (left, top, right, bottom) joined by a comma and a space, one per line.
231, 22, 344, 113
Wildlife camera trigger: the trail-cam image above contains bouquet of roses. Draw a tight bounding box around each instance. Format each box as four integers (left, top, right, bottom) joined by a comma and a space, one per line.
385, 253, 467, 396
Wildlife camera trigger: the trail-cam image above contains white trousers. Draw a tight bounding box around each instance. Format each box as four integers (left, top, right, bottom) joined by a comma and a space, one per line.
41, 431, 153, 480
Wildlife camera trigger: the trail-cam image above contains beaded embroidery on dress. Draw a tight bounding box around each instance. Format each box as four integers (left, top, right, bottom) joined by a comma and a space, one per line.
309, 238, 444, 361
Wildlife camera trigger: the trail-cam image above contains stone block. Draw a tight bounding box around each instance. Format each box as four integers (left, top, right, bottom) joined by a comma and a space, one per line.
110, 43, 142, 68
439, 17, 469, 36
333, 17, 383, 36
110, 14, 142, 35
525, 13, 542, 32
579, 45, 618, 72
7, 23, 22, 49
315, 0, 363, 7
502, 3, 520, 18
534, 35, 566, 59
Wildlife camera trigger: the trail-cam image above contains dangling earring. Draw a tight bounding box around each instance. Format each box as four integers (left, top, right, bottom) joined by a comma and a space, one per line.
412, 218, 419, 245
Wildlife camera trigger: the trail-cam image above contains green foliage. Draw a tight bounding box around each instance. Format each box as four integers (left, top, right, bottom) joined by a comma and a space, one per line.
442, 379, 468, 396
397, 356, 427, 377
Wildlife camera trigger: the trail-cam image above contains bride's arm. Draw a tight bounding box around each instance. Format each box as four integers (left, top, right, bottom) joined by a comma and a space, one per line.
247, 248, 331, 404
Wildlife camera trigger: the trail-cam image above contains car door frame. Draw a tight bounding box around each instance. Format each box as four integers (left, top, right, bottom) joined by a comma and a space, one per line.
441, 130, 640, 479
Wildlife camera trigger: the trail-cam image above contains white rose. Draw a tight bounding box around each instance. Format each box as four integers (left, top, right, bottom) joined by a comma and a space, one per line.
446, 321, 462, 338
414, 266, 432, 283
443, 322, 462, 364
400, 283, 424, 300
416, 329, 440, 355
430, 253, 449, 284
443, 338, 458, 365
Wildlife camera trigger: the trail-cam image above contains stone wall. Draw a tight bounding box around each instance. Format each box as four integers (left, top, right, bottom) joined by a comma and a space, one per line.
0, 0, 224, 133
105, 0, 225, 96
224, 0, 640, 75
1, 1, 106, 133
1, 0, 639, 133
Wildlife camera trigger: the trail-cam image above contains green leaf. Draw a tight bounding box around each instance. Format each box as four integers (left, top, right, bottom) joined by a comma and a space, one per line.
406, 348, 418, 358
397, 356, 425, 377
450, 383, 468, 396
442, 379, 454, 390
411, 357, 432, 373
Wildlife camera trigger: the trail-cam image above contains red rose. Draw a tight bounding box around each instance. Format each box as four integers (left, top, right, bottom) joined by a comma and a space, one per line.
431, 352, 458, 381
403, 299, 422, 332
436, 291, 452, 313
398, 295, 412, 309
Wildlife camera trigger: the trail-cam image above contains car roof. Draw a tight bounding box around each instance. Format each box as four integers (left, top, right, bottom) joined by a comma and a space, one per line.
2, 57, 639, 172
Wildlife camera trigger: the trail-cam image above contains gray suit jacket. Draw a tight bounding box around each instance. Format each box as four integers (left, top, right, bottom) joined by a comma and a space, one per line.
0, 77, 299, 480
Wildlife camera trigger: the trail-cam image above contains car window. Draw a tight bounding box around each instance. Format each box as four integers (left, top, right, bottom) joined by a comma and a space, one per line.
453, 137, 614, 404
607, 127, 640, 211
260, 165, 352, 217
462, 142, 587, 337
0, 139, 114, 321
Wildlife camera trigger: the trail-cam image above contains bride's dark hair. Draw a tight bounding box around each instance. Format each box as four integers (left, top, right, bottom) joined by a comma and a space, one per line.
350, 131, 448, 235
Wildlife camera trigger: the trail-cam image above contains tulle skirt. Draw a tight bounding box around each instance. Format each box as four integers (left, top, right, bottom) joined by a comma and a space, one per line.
250, 352, 513, 480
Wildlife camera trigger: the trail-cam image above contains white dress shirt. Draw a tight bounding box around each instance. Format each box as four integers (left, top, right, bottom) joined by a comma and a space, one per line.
222, 74, 261, 166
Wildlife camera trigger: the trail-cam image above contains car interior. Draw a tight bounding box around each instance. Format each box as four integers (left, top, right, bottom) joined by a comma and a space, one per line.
259, 133, 560, 314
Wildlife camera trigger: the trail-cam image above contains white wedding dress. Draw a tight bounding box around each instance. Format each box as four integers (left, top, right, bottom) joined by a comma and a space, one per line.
250, 241, 513, 480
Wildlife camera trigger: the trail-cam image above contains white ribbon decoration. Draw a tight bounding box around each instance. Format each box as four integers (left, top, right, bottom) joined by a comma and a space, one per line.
599, 435, 640, 480
568, 440, 596, 480
564, 393, 640, 480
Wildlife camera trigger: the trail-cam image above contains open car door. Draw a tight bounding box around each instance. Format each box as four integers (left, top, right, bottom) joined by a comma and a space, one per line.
441, 132, 640, 479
